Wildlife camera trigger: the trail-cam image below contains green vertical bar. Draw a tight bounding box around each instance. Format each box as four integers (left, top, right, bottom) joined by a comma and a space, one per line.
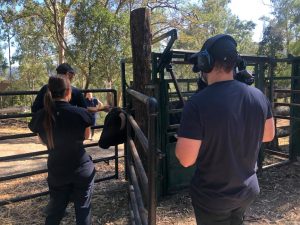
289, 60, 300, 160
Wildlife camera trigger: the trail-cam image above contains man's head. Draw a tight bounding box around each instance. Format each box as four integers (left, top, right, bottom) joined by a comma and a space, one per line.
189, 34, 238, 74
85, 92, 93, 100
56, 63, 75, 82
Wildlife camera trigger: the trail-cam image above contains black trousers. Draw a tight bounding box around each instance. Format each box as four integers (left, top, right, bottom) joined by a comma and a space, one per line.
191, 198, 254, 225
45, 175, 95, 225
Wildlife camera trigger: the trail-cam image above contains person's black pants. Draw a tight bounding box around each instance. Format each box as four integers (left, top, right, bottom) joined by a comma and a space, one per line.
191, 198, 254, 225
45, 176, 94, 225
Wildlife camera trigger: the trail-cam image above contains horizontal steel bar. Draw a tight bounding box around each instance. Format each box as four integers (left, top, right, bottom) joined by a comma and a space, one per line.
0, 191, 49, 206
93, 155, 116, 164
265, 149, 289, 158
169, 91, 195, 95
0, 133, 37, 141
127, 89, 150, 105
80, 89, 116, 94
266, 76, 300, 80
168, 124, 180, 130
274, 89, 300, 94
165, 78, 198, 83
0, 150, 48, 161
274, 102, 292, 107
262, 160, 290, 170
127, 115, 148, 155
0, 90, 38, 96
0, 168, 48, 182
0, 156, 119, 182
128, 138, 148, 195
0, 174, 118, 206
0, 89, 116, 96
0, 113, 33, 119
168, 108, 183, 114
274, 115, 300, 121
274, 115, 290, 120
94, 174, 117, 183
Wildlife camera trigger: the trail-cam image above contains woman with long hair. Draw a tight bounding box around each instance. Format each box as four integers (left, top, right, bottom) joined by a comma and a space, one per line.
29, 76, 95, 225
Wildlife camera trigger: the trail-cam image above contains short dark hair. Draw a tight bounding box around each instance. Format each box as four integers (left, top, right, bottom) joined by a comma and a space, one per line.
56, 63, 74, 75
208, 37, 238, 73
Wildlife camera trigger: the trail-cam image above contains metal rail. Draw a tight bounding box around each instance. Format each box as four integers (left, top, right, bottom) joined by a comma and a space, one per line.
126, 88, 158, 225
0, 88, 120, 205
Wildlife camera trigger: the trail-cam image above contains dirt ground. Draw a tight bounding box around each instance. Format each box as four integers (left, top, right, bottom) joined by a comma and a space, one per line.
0, 120, 300, 225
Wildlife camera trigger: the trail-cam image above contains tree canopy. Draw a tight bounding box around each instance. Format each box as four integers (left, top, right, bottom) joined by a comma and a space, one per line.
0, 0, 299, 91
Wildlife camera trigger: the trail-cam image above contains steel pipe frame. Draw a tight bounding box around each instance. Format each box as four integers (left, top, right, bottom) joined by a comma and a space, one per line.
262, 160, 291, 170
127, 114, 148, 156
0, 174, 118, 206
128, 164, 148, 225
0, 155, 120, 182
125, 88, 158, 225
128, 138, 149, 196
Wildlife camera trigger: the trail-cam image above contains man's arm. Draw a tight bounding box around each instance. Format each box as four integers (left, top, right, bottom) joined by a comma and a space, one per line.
175, 137, 202, 167
262, 117, 275, 142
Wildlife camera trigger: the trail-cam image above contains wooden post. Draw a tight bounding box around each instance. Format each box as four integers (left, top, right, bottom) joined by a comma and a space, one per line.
130, 8, 152, 136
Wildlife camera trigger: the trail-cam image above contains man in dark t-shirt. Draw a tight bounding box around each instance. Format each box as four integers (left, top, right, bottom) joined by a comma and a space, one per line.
175, 34, 275, 225
84, 92, 110, 139
31, 63, 86, 113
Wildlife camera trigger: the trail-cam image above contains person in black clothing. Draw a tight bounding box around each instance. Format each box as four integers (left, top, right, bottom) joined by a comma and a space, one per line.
175, 34, 275, 225
31, 63, 86, 113
84, 92, 110, 139
29, 76, 95, 225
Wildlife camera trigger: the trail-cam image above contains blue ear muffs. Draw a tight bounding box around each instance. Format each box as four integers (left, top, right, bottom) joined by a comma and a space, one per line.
189, 34, 237, 73
189, 49, 214, 73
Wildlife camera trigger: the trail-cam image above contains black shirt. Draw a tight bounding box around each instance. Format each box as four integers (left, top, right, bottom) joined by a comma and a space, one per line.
178, 80, 273, 213
31, 85, 87, 113
29, 101, 94, 183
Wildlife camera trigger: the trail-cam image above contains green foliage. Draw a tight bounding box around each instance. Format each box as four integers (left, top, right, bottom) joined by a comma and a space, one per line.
260, 0, 300, 57
0, 0, 299, 100
69, 1, 131, 89
174, 0, 255, 54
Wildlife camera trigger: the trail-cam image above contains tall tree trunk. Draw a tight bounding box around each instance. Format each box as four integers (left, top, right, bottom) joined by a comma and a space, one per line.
130, 8, 152, 136
58, 17, 65, 64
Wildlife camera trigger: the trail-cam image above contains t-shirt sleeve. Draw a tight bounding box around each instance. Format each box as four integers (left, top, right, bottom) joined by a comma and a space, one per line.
177, 99, 204, 140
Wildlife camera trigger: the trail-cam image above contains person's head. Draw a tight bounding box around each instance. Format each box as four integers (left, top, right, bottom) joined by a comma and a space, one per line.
43, 76, 71, 149
85, 92, 93, 100
190, 34, 238, 81
47, 75, 71, 101
56, 63, 75, 82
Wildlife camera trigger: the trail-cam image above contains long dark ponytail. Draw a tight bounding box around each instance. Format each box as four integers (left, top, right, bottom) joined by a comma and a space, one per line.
43, 76, 70, 149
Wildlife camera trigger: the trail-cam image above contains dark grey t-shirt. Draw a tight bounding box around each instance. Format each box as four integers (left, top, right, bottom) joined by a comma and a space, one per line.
177, 80, 272, 213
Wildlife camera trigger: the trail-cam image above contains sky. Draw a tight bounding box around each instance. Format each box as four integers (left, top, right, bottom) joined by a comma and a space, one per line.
4, 0, 273, 66
229, 0, 273, 42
